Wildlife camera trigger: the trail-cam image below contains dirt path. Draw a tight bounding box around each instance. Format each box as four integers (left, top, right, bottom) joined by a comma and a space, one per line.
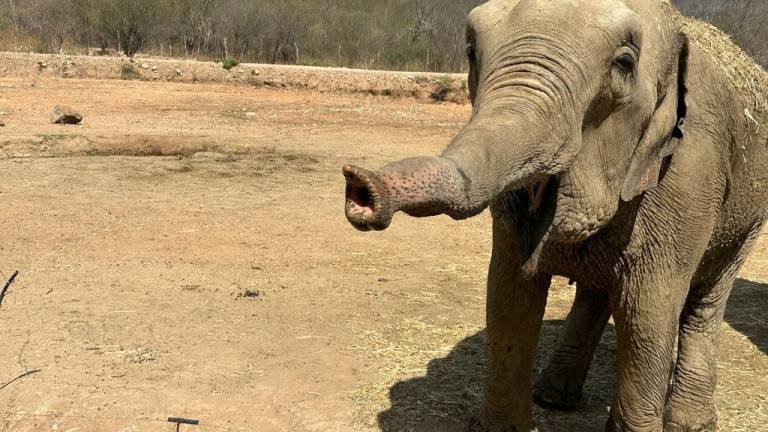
0, 76, 765, 432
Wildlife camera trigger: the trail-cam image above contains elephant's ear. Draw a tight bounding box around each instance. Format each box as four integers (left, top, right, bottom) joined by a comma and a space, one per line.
621, 35, 689, 202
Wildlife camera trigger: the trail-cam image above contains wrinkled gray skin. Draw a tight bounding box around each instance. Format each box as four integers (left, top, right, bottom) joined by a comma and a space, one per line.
342, 0, 768, 431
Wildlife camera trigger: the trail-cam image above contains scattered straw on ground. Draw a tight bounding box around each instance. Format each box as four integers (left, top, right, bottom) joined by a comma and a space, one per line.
349, 277, 767, 431
348, 284, 620, 432
350, 318, 484, 429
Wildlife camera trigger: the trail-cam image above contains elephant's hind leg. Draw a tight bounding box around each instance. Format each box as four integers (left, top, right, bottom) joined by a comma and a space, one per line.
664, 226, 763, 432
534, 283, 611, 410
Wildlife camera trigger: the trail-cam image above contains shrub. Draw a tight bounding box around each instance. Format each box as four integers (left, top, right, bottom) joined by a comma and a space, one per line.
221, 56, 239, 71
120, 62, 140, 80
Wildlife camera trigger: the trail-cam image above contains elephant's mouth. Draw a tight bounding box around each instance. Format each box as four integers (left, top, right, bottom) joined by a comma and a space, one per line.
499, 175, 560, 276
526, 176, 554, 215
499, 175, 559, 233
517, 175, 558, 221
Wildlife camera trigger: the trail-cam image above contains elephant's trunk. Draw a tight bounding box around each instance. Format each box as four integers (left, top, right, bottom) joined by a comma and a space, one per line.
343, 157, 466, 231
344, 113, 578, 231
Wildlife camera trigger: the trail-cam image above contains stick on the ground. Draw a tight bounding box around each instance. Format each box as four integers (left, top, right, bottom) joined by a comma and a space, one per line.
0, 369, 41, 391
0, 270, 19, 306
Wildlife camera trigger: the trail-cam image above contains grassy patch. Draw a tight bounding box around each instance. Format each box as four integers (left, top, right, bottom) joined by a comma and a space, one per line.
120, 62, 140, 80
221, 56, 240, 71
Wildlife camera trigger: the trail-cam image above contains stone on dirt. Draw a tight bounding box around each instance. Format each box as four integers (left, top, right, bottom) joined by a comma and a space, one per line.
51, 105, 83, 125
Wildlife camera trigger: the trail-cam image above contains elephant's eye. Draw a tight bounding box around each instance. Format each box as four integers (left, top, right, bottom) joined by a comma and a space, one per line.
466, 45, 477, 62
613, 49, 637, 75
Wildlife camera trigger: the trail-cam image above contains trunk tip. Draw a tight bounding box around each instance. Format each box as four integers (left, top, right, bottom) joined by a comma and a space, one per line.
343, 164, 393, 231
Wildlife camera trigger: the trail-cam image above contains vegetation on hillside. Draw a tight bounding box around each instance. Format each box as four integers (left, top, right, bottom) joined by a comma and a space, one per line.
0, 0, 483, 72
0, 1, 764, 72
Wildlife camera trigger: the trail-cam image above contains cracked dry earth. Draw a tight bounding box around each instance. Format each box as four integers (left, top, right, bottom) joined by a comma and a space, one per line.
0, 76, 765, 432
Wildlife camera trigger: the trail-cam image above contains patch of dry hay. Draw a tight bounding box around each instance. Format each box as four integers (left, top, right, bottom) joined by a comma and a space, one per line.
350, 319, 484, 428
348, 287, 619, 431
348, 279, 767, 431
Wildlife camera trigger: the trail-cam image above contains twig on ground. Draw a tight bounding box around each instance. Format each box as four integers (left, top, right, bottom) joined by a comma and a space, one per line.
0, 369, 41, 391
0, 271, 19, 306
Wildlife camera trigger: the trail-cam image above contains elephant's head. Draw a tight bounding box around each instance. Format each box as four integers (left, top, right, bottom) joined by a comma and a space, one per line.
343, 0, 687, 243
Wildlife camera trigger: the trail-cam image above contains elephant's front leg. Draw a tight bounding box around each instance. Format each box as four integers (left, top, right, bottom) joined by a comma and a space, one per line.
471, 220, 551, 432
664, 225, 763, 432
607, 276, 689, 432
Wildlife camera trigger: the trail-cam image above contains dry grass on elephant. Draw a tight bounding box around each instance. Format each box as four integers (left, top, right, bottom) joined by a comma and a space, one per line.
664, 1, 768, 116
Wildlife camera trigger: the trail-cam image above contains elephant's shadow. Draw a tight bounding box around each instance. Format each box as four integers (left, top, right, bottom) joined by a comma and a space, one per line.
725, 278, 768, 355
378, 319, 617, 432
378, 278, 767, 432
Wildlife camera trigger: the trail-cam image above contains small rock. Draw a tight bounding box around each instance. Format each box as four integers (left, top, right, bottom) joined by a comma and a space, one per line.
51, 105, 83, 125
141, 63, 149, 69
251, 69, 260, 76
0, 121, 5, 128
245, 112, 257, 118
37, 61, 47, 68
151, 65, 158, 71
175, 68, 183, 76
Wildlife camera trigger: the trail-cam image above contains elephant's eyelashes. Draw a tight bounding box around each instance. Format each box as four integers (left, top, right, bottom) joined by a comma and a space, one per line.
466, 45, 477, 62
614, 54, 636, 74
613, 45, 639, 75
610, 46, 639, 98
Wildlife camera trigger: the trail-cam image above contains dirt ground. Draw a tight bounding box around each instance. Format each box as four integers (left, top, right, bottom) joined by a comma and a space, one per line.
0, 74, 765, 432
0, 52, 469, 103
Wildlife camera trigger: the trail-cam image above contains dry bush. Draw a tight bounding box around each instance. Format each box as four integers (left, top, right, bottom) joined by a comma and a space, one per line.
0, 0, 484, 73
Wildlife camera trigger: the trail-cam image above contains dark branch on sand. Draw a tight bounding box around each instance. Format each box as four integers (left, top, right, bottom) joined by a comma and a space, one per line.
0, 270, 19, 307
0, 369, 41, 391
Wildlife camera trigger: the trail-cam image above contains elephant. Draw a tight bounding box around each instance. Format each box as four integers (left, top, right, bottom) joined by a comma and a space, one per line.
342, 0, 768, 431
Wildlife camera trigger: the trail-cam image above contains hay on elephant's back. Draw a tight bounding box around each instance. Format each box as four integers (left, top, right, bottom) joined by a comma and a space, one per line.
665, 1, 768, 117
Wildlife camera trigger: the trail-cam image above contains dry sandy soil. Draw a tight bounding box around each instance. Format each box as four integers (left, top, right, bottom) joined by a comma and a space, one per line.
0, 70, 765, 432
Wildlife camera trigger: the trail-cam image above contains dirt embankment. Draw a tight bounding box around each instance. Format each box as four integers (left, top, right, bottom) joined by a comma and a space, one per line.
0, 51, 470, 103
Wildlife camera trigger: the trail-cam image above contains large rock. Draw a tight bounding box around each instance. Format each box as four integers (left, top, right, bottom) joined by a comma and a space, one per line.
51, 105, 82, 125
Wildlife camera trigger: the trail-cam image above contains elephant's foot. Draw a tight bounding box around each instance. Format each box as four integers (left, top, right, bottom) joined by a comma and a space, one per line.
663, 411, 716, 432
606, 414, 715, 432
664, 400, 717, 432
466, 409, 539, 432
533, 371, 582, 410
663, 420, 716, 432
467, 414, 487, 432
